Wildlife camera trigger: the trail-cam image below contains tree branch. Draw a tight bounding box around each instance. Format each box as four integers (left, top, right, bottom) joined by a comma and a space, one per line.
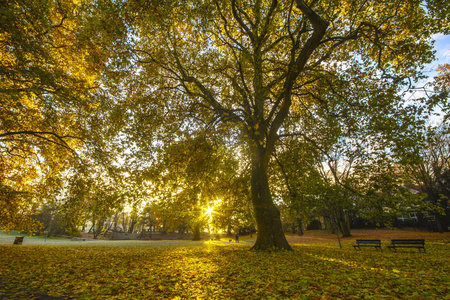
231, 0, 256, 44
0, 131, 81, 157
265, 0, 329, 163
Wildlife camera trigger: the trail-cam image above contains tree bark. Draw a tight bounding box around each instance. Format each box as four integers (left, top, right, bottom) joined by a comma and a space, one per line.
227, 224, 232, 236
297, 218, 304, 236
128, 219, 137, 233
435, 214, 444, 233
337, 210, 351, 237
103, 222, 113, 236
192, 222, 201, 241
334, 211, 350, 238
250, 152, 292, 250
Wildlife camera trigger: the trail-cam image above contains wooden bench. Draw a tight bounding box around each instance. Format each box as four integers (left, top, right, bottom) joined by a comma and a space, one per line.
353, 239, 382, 251
388, 239, 425, 253
13, 236, 24, 245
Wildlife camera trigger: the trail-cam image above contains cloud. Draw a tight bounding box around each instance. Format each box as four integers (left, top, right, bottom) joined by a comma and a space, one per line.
432, 33, 446, 41
441, 49, 450, 58
437, 49, 450, 65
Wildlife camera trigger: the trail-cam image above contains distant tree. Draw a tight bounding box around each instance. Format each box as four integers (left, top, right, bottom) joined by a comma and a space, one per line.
136, 204, 158, 235
32, 205, 80, 237
408, 125, 450, 232
433, 64, 450, 124
50, 160, 128, 239
271, 57, 431, 236
435, 64, 450, 92
0, 183, 40, 233
145, 134, 250, 240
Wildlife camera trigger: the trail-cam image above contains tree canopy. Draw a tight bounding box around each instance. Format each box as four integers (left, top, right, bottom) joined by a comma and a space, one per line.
0, 0, 124, 232
116, 0, 440, 249
1, 0, 449, 248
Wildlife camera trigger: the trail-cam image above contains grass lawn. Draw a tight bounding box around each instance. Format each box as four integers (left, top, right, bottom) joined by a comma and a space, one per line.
0, 230, 449, 299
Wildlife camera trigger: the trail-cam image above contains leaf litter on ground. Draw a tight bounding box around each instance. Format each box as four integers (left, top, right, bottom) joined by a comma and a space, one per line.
0, 236, 448, 299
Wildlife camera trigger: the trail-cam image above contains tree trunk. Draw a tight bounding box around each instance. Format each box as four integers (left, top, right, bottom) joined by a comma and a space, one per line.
113, 213, 119, 231
128, 219, 137, 233
93, 219, 103, 239
250, 156, 292, 250
297, 218, 304, 236
192, 222, 201, 241
122, 213, 127, 232
338, 210, 351, 237
103, 222, 113, 236
336, 210, 351, 238
93, 220, 98, 239
435, 214, 444, 233
227, 224, 232, 236
91, 216, 96, 238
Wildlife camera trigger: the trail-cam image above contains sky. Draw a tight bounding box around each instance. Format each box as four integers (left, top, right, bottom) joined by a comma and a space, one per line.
402, 34, 449, 125
430, 34, 450, 124
426, 33, 450, 80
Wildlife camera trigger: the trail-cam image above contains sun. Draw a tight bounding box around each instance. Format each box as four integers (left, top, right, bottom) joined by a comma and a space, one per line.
205, 206, 214, 215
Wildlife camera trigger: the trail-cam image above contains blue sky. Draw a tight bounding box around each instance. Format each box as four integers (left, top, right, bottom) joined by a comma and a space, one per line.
402, 34, 449, 125
426, 34, 450, 79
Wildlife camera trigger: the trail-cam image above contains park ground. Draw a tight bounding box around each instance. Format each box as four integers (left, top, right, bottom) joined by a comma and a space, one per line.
0, 229, 449, 299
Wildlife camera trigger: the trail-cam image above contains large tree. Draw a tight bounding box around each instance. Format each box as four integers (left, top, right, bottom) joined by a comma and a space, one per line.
116, 0, 438, 250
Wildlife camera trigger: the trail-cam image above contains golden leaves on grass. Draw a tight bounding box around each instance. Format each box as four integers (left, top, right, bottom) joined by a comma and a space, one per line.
0, 242, 448, 299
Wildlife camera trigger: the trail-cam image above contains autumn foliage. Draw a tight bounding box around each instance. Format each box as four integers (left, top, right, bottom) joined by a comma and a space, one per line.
0, 231, 448, 299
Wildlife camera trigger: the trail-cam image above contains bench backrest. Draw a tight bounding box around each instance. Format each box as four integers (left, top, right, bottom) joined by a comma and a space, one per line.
13, 236, 24, 245
356, 239, 381, 244
391, 239, 425, 245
